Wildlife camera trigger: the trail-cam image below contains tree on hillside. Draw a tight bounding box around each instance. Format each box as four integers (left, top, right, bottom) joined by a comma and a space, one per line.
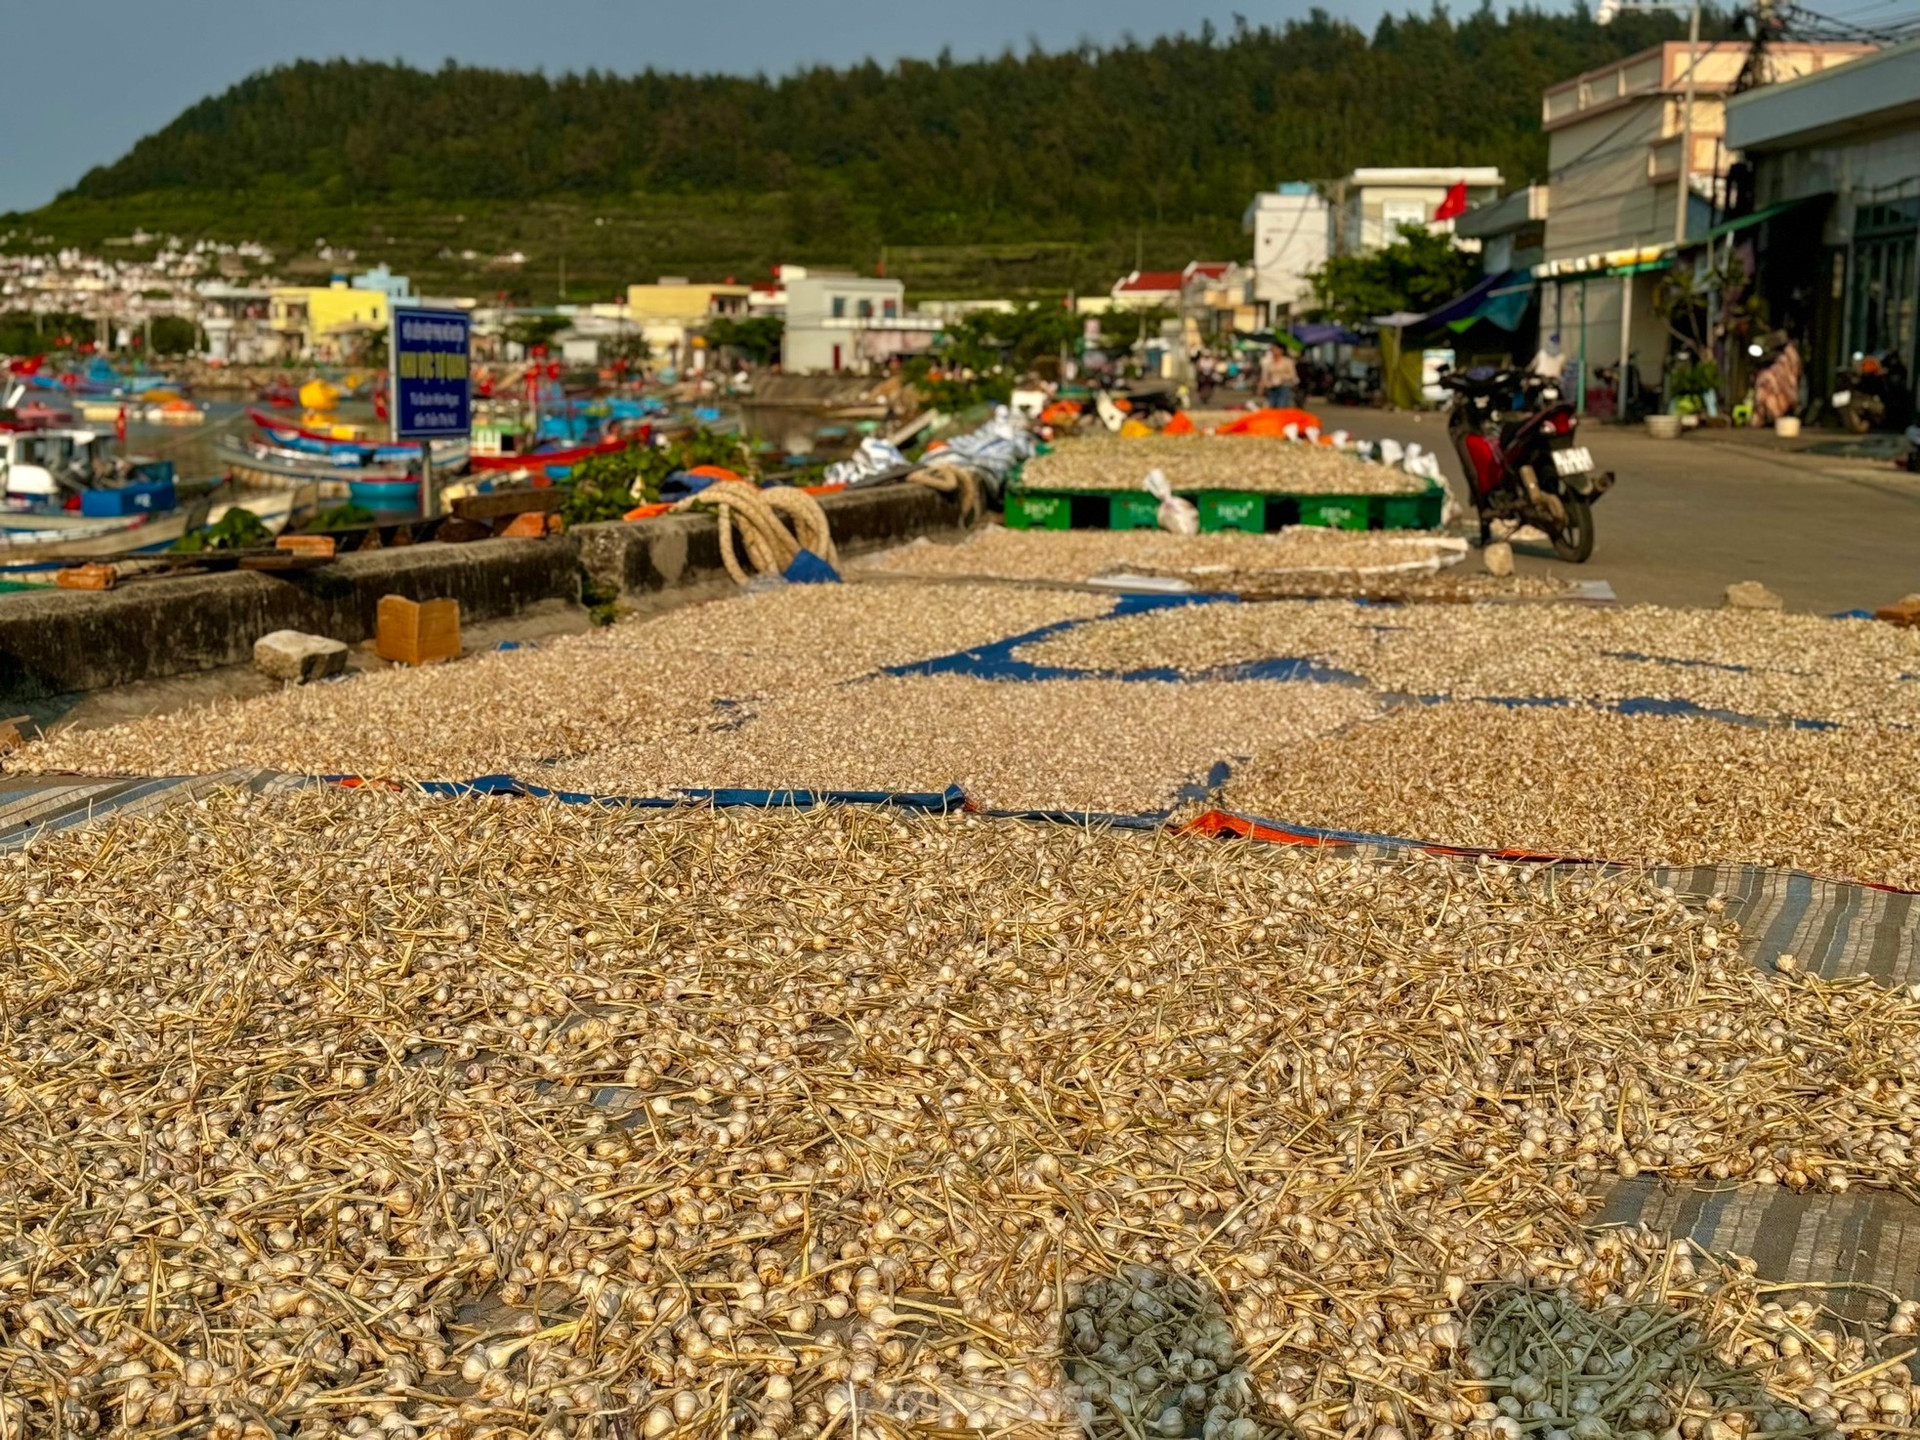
60, 6, 1724, 266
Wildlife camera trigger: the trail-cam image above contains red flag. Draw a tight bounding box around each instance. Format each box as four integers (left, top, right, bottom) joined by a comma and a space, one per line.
115, 406, 127, 444
1434, 181, 1469, 222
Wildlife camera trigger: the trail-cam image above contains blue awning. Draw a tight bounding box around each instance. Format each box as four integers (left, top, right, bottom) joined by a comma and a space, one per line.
1291, 321, 1371, 346
1419, 271, 1506, 328
1453, 270, 1537, 332
1374, 269, 1536, 334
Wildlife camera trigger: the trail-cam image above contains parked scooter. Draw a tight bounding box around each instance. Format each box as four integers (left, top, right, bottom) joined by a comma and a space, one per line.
1832, 350, 1915, 434
1442, 367, 1615, 562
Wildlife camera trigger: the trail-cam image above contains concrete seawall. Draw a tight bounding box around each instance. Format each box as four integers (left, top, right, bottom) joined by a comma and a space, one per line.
0, 483, 966, 703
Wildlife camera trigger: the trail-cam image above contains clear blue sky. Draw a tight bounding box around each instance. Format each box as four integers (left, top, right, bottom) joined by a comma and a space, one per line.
6, 0, 1577, 215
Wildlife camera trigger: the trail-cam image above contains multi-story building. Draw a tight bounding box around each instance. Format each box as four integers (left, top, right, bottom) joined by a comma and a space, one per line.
270, 283, 393, 362
1330, 168, 1505, 256
1244, 184, 1330, 319
781, 274, 938, 373
197, 283, 275, 363
1538, 39, 1869, 403
1243, 170, 1502, 323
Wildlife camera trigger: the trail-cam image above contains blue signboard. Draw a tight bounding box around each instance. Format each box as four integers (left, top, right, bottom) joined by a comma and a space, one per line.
389, 306, 472, 440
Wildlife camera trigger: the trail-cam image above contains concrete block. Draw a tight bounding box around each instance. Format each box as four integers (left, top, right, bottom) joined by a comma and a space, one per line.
254, 629, 348, 684
1724, 580, 1784, 612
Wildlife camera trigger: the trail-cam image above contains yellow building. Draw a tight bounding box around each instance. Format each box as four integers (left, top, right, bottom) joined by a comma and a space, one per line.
270, 284, 392, 360
625, 278, 753, 322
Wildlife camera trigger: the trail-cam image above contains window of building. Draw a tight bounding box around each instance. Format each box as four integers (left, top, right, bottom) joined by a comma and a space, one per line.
883, 299, 898, 318
857, 299, 874, 319
832, 296, 847, 319
1382, 199, 1428, 235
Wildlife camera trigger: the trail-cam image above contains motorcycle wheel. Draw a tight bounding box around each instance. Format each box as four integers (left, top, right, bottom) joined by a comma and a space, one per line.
1551, 496, 1594, 563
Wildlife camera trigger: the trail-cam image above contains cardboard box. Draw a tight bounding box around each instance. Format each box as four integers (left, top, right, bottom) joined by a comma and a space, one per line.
55, 564, 118, 591
276, 534, 337, 558
375, 595, 461, 666
499, 511, 550, 539
1874, 596, 1920, 629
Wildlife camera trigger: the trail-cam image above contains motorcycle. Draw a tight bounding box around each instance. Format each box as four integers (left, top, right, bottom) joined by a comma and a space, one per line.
1442, 367, 1614, 563
1831, 350, 1915, 434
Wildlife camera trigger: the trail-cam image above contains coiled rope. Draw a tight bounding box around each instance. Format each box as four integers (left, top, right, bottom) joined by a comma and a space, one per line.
671, 482, 839, 585
909, 463, 982, 529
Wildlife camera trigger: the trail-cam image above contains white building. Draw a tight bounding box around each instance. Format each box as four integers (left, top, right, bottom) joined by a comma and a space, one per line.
1243, 169, 1504, 323
1244, 183, 1330, 318
781, 274, 938, 374
1332, 167, 1505, 255
197, 283, 275, 363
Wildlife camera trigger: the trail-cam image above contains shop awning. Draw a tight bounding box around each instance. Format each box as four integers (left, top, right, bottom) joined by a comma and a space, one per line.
1373, 269, 1536, 335
1290, 321, 1371, 346
1448, 269, 1536, 332
1694, 194, 1826, 246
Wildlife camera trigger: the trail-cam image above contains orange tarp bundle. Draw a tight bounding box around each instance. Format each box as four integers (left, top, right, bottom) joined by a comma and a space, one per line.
1161, 412, 1197, 436
1039, 400, 1081, 425
1214, 407, 1324, 437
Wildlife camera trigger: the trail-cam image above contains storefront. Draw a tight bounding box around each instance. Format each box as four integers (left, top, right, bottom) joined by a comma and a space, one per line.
1726, 40, 1920, 413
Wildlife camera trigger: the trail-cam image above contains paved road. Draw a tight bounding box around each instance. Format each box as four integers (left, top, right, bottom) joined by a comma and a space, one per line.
1318, 407, 1920, 612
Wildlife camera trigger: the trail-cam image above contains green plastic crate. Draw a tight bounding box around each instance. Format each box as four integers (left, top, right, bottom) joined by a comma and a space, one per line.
1005, 492, 1071, 530
1297, 496, 1368, 530
1109, 493, 1161, 530
1198, 492, 1264, 533
1381, 485, 1445, 530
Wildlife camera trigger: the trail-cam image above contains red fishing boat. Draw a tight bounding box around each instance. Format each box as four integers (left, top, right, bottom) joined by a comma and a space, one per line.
467, 432, 630, 473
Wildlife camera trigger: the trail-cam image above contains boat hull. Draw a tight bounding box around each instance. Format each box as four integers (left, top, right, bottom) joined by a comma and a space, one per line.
0, 488, 316, 573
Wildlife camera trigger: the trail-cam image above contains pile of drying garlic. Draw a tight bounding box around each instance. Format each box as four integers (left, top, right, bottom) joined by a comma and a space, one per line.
1020, 436, 1430, 495
2, 790, 1917, 1440
19, 583, 1114, 781
857, 528, 1468, 587
1221, 702, 1920, 890
1065, 1264, 1278, 1440
1014, 599, 1920, 726
1460, 1280, 1920, 1440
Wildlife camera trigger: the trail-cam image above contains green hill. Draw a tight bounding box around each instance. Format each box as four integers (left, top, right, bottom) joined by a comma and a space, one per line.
16, 8, 1710, 300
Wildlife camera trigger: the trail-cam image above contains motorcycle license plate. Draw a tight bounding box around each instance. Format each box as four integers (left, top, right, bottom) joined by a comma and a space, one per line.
1551, 446, 1593, 477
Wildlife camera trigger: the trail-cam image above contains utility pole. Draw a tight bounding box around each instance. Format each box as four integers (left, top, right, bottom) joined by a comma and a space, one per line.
1675, 0, 1701, 246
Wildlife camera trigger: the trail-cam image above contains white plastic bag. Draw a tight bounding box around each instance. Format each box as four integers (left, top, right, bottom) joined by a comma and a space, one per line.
1144, 467, 1198, 535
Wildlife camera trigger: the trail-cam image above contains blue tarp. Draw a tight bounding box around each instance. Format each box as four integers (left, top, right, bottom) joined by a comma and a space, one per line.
1291, 322, 1371, 347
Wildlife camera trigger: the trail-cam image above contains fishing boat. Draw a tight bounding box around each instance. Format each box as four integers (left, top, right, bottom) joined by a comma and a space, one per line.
216, 438, 423, 509
246, 408, 380, 445
246, 409, 468, 466
17, 358, 178, 399
2, 427, 155, 513
0, 485, 317, 575
469, 430, 629, 476
0, 509, 153, 547
344, 475, 422, 509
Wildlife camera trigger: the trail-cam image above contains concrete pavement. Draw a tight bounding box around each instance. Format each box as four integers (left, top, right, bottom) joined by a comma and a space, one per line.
1317, 407, 1920, 612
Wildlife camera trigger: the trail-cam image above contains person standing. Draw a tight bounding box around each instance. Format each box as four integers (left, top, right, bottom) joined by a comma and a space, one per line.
1260, 345, 1298, 409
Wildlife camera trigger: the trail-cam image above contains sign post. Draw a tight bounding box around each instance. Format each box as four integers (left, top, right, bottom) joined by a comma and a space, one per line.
388, 305, 473, 519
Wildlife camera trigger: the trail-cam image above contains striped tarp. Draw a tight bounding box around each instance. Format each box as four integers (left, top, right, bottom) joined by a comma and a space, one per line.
1596, 1178, 1920, 1327
1652, 862, 1920, 989
0, 769, 306, 848
1187, 812, 1920, 990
